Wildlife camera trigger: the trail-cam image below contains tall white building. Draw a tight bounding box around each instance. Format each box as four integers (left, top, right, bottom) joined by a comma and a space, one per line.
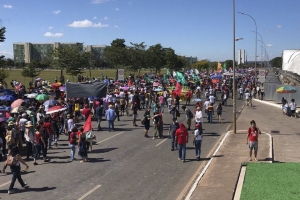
238, 49, 245, 65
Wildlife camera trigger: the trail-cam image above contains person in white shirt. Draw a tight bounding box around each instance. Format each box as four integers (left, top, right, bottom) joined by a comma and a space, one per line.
209, 95, 215, 105
119, 90, 125, 98
289, 99, 297, 118
167, 96, 173, 112
67, 114, 75, 140
239, 87, 244, 100
195, 106, 203, 125
194, 123, 203, 161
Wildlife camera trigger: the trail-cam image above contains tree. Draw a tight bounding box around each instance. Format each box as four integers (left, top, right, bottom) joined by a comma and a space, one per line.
269, 57, 282, 69
52, 45, 84, 79
0, 27, 6, 68
82, 51, 96, 78
0, 69, 9, 83
174, 56, 188, 71
192, 60, 209, 71
103, 38, 128, 68
6, 58, 15, 68
21, 60, 41, 82
146, 44, 165, 73
127, 42, 146, 74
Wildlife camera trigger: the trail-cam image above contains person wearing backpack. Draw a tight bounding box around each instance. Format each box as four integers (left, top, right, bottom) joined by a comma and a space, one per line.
193, 123, 203, 161
6, 121, 22, 155
175, 123, 189, 162
2, 151, 29, 195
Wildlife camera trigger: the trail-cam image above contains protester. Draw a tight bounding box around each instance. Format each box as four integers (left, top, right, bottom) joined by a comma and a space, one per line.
168, 117, 179, 151
207, 103, 214, 124
246, 120, 261, 161
175, 123, 189, 162
143, 109, 151, 138
69, 127, 78, 162
182, 105, 193, 130
216, 103, 222, 123
78, 129, 88, 163
105, 105, 116, 132
194, 123, 203, 161
24, 121, 34, 160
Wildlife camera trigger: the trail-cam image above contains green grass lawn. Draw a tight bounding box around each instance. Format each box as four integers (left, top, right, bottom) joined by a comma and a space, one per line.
241, 163, 300, 200
3, 68, 166, 89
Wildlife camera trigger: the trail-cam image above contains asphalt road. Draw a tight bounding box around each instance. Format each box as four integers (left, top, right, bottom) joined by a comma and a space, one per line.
0, 94, 245, 200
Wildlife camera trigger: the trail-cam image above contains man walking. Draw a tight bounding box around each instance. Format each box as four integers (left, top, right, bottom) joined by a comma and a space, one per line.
182, 105, 193, 130
95, 104, 103, 131
246, 120, 261, 161
175, 123, 189, 162
105, 105, 115, 132
168, 117, 179, 151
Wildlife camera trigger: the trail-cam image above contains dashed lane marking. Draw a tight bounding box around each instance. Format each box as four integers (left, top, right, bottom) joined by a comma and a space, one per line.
78, 185, 101, 200
96, 132, 124, 144
155, 138, 168, 147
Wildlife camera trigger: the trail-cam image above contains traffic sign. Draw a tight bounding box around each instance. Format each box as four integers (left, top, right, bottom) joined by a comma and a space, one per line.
118, 69, 124, 81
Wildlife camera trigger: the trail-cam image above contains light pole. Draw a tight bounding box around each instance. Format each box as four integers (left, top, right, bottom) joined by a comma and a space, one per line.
253, 31, 263, 68
233, 0, 236, 134
238, 12, 257, 84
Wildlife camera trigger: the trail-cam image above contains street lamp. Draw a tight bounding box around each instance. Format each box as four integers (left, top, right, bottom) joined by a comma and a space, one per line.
253, 31, 263, 68
238, 11, 257, 84
233, 0, 236, 134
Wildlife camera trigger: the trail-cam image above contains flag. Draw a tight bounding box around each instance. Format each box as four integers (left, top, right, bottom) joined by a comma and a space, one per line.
166, 69, 171, 77
217, 62, 222, 71
83, 115, 92, 133
223, 63, 227, 71
175, 71, 187, 85
195, 69, 199, 74
175, 82, 182, 96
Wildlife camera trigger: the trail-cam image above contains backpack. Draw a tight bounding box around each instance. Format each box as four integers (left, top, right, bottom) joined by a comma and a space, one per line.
6, 155, 17, 166
5, 130, 15, 145
189, 110, 194, 118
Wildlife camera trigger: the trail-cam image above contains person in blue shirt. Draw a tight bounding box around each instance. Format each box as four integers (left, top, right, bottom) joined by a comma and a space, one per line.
105, 105, 116, 132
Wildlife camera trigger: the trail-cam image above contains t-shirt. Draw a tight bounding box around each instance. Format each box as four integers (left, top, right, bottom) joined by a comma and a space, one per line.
248, 127, 258, 142
82, 108, 91, 118
169, 122, 179, 135
245, 93, 250, 99
19, 118, 28, 131
159, 96, 164, 104
74, 103, 80, 111
35, 133, 42, 145
204, 101, 210, 109
153, 115, 161, 125
175, 128, 188, 144
167, 98, 172, 105
289, 102, 297, 110
194, 129, 202, 141
209, 96, 215, 104
69, 132, 77, 144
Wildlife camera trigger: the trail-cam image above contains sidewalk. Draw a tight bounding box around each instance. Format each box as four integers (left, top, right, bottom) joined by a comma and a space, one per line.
189, 99, 300, 200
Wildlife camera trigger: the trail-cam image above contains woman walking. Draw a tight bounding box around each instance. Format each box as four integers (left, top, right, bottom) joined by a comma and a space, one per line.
207, 103, 214, 124
143, 109, 151, 137
194, 123, 203, 161
33, 125, 46, 165
216, 103, 222, 123
24, 121, 34, 160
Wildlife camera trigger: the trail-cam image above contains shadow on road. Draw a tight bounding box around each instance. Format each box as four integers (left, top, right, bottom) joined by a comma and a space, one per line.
0, 187, 57, 194
90, 147, 118, 154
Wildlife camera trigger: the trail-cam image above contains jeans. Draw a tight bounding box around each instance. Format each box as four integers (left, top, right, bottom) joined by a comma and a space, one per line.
69, 143, 76, 160
195, 140, 202, 157
178, 143, 186, 160
108, 120, 114, 131
97, 117, 102, 130
208, 112, 213, 123
170, 132, 175, 150
239, 93, 243, 100
176, 102, 180, 111
26, 141, 33, 159
54, 132, 59, 144
48, 134, 53, 148
34, 144, 41, 160
160, 104, 164, 113
9, 165, 26, 190
41, 143, 48, 159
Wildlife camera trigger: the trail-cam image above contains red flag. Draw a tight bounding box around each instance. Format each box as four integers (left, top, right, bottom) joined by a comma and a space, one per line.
175, 82, 182, 96
83, 115, 92, 133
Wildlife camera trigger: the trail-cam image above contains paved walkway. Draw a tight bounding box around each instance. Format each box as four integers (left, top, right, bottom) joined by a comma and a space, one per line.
189, 98, 300, 200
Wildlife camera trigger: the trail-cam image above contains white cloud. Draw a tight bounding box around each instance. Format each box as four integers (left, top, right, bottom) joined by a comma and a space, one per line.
0, 50, 13, 58
92, 0, 110, 4
48, 26, 53, 30
68, 19, 108, 28
3, 5, 13, 9
115, 8, 119, 11
276, 25, 281, 28
266, 44, 273, 47
104, 16, 108, 20
93, 16, 97, 20
114, 25, 119, 28
52, 10, 61, 14
44, 32, 64, 37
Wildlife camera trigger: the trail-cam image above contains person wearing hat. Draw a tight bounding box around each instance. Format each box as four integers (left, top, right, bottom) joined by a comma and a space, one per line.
194, 123, 203, 161
105, 105, 115, 132
6, 121, 22, 155
24, 121, 34, 160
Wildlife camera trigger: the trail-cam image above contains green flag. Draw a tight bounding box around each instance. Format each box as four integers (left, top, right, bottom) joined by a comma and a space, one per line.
223, 63, 227, 70
175, 71, 187, 85
166, 69, 171, 77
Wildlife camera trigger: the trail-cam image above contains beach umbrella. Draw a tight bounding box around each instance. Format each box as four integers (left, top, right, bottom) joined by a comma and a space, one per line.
26, 93, 38, 98
0, 117, 6, 122
36, 77, 42, 81
51, 82, 62, 89
36, 94, 49, 101
276, 86, 297, 94
46, 105, 67, 114
0, 95, 17, 101
0, 89, 15, 96
10, 106, 27, 114
11, 99, 24, 109
153, 88, 163, 92
43, 99, 58, 107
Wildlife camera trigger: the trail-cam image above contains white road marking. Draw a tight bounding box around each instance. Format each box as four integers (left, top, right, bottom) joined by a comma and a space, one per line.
184, 131, 231, 200
78, 185, 101, 200
242, 105, 245, 109
226, 125, 231, 130
155, 138, 168, 147
233, 166, 246, 200
239, 110, 241, 113
0, 181, 10, 188
96, 132, 124, 144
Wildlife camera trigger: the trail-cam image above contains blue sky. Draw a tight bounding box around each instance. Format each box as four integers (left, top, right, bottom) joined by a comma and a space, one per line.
1, 0, 300, 62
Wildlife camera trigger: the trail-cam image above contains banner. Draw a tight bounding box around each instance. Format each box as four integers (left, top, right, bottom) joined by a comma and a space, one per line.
118, 69, 125, 81
66, 82, 107, 99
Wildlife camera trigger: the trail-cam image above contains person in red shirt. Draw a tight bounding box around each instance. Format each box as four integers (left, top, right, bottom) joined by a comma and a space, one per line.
175, 123, 189, 162
69, 127, 78, 161
82, 104, 91, 122
186, 90, 192, 105
246, 120, 261, 161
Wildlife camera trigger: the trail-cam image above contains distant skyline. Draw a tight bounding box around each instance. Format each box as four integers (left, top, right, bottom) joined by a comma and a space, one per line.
1, 0, 300, 62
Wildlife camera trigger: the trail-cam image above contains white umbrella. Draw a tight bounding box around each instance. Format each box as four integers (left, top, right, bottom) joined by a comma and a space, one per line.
26, 93, 38, 98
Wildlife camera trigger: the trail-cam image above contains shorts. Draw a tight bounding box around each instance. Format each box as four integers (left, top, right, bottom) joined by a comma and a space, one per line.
186, 118, 191, 125
249, 141, 258, 151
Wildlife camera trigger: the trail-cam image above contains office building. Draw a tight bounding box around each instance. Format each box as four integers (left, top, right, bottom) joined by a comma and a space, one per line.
83, 45, 107, 60
238, 49, 245, 65
184, 56, 197, 64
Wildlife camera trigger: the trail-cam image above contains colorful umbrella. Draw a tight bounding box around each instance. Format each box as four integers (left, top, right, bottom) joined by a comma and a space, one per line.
59, 86, 66, 91
46, 105, 67, 114
51, 82, 62, 89
43, 99, 58, 107
36, 94, 49, 101
26, 93, 38, 98
0, 95, 17, 101
0, 117, 6, 122
10, 106, 27, 114
0, 89, 15, 96
276, 86, 297, 94
11, 99, 24, 109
